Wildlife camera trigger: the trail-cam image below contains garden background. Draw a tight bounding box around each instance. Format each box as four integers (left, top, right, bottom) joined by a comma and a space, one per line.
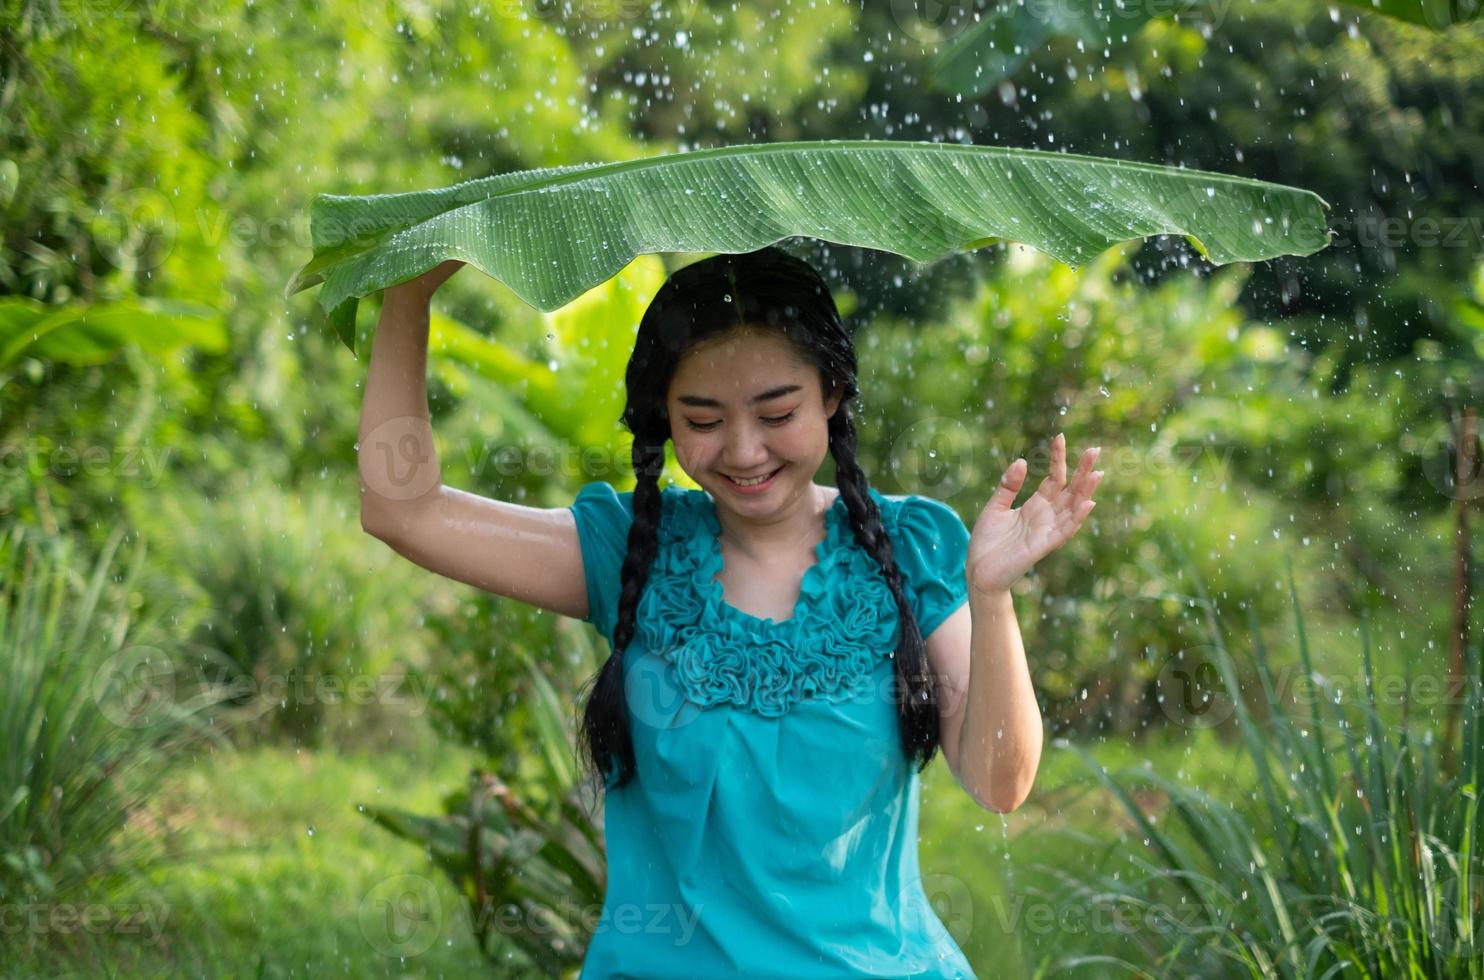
3, 0, 1483, 976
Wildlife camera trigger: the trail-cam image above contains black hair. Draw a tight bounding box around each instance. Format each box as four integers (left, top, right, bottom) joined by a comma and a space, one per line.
576, 245, 943, 792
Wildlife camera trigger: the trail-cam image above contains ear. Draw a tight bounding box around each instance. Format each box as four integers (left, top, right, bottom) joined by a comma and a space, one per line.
823, 383, 843, 418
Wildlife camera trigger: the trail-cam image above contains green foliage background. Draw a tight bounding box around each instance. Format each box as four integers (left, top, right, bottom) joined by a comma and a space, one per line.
2, 0, 1482, 975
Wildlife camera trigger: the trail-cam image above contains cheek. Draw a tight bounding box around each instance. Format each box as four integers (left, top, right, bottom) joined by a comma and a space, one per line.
671, 433, 710, 467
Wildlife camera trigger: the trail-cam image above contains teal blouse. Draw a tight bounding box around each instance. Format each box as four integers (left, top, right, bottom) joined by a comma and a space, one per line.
569, 480, 976, 979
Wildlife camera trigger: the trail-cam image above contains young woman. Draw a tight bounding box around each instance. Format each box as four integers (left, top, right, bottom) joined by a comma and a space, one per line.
358, 247, 1103, 979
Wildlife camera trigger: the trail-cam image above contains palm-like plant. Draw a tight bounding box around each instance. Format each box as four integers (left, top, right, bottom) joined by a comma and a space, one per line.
0, 524, 225, 918
1035, 537, 1483, 977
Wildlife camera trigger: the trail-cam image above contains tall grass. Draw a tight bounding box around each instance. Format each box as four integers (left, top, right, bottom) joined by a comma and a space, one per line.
1038, 542, 1482, 979
0, 524, 224, 943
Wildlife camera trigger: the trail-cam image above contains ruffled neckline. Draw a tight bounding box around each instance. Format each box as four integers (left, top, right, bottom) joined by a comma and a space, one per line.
694, 488, 851, 627
632, 485, 902, 717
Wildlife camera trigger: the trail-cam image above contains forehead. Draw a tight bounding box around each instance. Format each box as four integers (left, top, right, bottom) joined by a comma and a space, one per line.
669, 330, 811, 392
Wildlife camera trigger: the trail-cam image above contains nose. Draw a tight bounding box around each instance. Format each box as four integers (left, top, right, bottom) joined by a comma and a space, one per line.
722, 420, 771, 470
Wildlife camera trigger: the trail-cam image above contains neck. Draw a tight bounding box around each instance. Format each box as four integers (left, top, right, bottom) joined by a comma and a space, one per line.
714, 483, 835, 563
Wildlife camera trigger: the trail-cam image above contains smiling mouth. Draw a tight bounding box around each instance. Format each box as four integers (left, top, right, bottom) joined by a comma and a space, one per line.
724, 466, 782, 487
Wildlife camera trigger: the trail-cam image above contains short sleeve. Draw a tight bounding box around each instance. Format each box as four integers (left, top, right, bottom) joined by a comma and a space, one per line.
889, 495, 971, 640
569, 481, 634, 644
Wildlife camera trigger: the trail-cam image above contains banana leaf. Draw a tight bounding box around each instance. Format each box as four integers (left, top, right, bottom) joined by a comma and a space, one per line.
285, 139, 1331, 355
0, 297, 226, 371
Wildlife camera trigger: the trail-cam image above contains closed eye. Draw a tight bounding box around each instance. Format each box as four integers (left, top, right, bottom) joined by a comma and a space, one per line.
685, 410, 797, 432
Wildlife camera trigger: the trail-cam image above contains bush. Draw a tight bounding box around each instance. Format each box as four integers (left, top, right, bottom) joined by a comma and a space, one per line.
141, 470, 439, 750
0, 524, 222, 942
422, 591, 604, 781
854, 244, 1400, 741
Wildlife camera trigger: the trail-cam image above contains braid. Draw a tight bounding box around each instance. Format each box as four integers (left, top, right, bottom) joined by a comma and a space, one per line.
577, 244, 942, 799
828, 405, 942, 772
576, 436, 666, 800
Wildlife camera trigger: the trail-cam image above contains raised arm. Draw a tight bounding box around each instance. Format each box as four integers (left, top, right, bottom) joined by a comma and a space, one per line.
357, 262, 589, 619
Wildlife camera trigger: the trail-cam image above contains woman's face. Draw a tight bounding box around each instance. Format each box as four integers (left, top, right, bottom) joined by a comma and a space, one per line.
666, 327, 842, 512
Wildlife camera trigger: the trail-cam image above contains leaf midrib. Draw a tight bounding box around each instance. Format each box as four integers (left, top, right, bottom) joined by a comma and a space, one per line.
319, 139, 1330, 209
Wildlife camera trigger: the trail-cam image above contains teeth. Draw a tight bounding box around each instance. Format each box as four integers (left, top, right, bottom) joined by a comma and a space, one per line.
727, 468, 778, 487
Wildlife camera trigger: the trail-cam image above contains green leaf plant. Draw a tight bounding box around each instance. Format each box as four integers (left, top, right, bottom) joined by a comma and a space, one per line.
286, 140, 1331, 354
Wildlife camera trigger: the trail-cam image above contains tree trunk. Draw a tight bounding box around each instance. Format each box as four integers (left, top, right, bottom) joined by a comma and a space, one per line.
1443, 404, 1475, 780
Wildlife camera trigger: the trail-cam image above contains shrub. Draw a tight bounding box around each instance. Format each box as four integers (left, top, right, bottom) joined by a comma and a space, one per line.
0, 524, 223, 943
363, 641, 604, 976
143, 471, 437, 749
1037, 545, 1483, 977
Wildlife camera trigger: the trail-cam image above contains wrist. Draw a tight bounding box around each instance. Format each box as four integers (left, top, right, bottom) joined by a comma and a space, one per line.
383, 282, 433, 308
968, 584, 1014, 606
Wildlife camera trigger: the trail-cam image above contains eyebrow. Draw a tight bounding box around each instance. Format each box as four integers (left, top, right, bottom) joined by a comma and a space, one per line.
676, 384, 803, 409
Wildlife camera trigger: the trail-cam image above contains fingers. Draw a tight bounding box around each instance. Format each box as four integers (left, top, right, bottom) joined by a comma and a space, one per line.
990, 457, 1028, 509
1069, 446, 1102, 502
1035, 432, 1074, 501
1025, 435, 1103, 516
1039, 440, 1102, 515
